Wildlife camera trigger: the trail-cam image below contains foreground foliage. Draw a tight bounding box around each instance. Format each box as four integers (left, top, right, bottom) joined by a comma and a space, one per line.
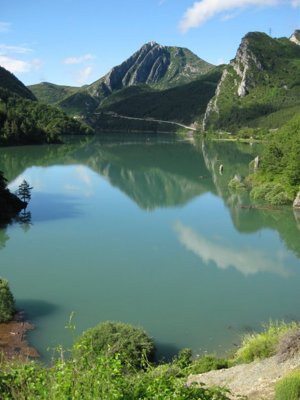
0, 320, 231, 400
235, 321, 299, 363
275, 370, 300, 400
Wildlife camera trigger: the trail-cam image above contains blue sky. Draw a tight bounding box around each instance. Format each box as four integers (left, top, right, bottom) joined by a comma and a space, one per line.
1, 0, 299, 86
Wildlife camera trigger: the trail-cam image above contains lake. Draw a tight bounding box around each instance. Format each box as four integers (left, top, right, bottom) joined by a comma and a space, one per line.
0, 134, 300, 361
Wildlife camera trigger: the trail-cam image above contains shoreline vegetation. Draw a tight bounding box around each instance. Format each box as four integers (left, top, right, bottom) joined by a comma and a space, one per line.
0, 279, 300, 399
0, 301, 300, 399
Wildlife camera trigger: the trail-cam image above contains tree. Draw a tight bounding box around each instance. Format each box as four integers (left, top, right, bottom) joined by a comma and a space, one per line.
16, 180, 33, 204
0, 278, 15, 322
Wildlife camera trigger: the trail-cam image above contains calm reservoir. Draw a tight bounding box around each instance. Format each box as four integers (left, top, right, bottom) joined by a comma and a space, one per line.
0, 134, 300, 360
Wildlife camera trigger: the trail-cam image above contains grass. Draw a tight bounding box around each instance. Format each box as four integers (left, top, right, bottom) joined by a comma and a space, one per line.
275, 370, 300, 400
235, 321, 299, 363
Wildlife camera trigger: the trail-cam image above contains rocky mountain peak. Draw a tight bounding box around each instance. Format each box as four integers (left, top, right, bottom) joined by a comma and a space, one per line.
290, 30, 300, 46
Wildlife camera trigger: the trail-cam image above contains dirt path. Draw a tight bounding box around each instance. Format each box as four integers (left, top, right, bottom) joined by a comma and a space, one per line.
187, 354, 300, 399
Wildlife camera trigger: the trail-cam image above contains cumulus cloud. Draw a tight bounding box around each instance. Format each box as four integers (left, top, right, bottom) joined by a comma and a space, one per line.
77, 65, 93, 84
179, 0, 289, 32
0, 55, 30, 73
63, 53, 95, 65
174, 221, 289, 277
0, 55, 42, 74
0, 22, 11, 33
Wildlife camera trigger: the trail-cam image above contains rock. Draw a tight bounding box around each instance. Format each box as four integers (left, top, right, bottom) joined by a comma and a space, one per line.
187, 354, 300, 400
293, 191, 300, 208
290, 30, 300, 46
254, 156, 260, 170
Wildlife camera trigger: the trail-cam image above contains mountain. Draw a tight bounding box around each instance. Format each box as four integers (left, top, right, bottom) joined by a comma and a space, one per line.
290, 29, 300, 46
203, 32, 300, 132
90, 67, 223, 130
30, 42, 215, 121
88, 41, 213, 96
0, 65, 36, 101
28, 82, 79, 105
0, 67, 93, 146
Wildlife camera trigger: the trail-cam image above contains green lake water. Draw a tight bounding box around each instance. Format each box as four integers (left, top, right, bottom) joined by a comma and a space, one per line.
0, 134, 300, 361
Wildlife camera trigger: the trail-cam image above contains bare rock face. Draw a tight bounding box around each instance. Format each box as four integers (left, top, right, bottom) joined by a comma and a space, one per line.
293, 191, 300, 208
290, 30, 300, 46
88, 42, 213, 102
231, 37, 263, 98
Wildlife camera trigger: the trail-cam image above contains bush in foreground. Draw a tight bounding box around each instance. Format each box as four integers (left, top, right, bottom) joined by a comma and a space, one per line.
73, 321, 155, 370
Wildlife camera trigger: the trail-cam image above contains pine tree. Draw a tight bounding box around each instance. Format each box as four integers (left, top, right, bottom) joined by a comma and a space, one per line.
16, 180, 33, 204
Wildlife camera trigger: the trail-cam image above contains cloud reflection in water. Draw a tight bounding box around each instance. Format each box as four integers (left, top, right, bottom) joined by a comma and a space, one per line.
174, 221, 289, 277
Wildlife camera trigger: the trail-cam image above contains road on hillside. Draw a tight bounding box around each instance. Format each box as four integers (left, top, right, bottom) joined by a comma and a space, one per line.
94, 112, 197, 131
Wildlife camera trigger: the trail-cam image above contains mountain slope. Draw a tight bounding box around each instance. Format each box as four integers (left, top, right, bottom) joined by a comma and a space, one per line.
31, 42, 214, 119
93, 67, 223, 128
0, 66, 36, 101
203, 32, 300, 132
0, 68, 93, 145
28, 82, 79, 105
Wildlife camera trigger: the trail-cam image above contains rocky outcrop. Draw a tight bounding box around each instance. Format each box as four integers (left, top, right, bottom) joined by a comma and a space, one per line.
293, 191, 300, 208
88, 42, 213, 101
290, 30, 300, 46
202, 68, 229, 130
231, 35, 263, 97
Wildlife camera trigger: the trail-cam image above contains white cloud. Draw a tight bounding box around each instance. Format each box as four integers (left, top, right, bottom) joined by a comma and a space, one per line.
179, 0, 284, 32
63, 53, 95, 65
0, 22, 11, 33
174, 221, 289, 277
0, 55, 42, 74
77, 65, 93, 84
291, 0, 300, 6
0, 55, 30, 73
0, 44, 33, 54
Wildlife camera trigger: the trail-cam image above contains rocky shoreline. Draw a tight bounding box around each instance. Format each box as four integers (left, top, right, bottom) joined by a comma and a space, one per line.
0, 311, 39, 361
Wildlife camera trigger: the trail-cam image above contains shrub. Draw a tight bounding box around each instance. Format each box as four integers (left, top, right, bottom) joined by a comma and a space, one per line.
235, 321, 299, 363
189, 354, 230, 375
228, 177, 246, 191
275, 370, 300, 400
277, 328, 300, 362
0, 278, 16, 322
73, 321, 155, 370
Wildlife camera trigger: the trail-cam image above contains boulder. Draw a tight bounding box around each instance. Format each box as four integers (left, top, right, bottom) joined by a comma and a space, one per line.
293, 191, 300, 208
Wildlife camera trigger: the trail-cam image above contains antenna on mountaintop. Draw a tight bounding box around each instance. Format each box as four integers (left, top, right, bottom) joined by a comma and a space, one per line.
269, 27, 272, 37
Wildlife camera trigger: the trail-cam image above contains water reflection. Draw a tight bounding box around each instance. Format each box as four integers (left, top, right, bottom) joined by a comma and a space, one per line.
0, 136, 299, 257
174, 221, 289, 277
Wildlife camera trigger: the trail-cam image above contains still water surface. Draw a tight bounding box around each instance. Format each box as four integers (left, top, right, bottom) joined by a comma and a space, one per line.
0, 134, 300, 360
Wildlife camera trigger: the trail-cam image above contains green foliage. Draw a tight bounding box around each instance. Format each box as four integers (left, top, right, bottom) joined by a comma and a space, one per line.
0, 319, 231, 400
0, 278, 15, 323
0, 66, 36, 101
275, 370, 300, 400
206, 33, 300, 132
0, 88, 93, 146
188, 355, 230, 375
28, 82, 79, 105
248, 112, 300, 204
98, 68, 223, 126
228, 177, 247, 191
16, 180, 33, 204
235, 321, 299, 363
73, 321, 155, 370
